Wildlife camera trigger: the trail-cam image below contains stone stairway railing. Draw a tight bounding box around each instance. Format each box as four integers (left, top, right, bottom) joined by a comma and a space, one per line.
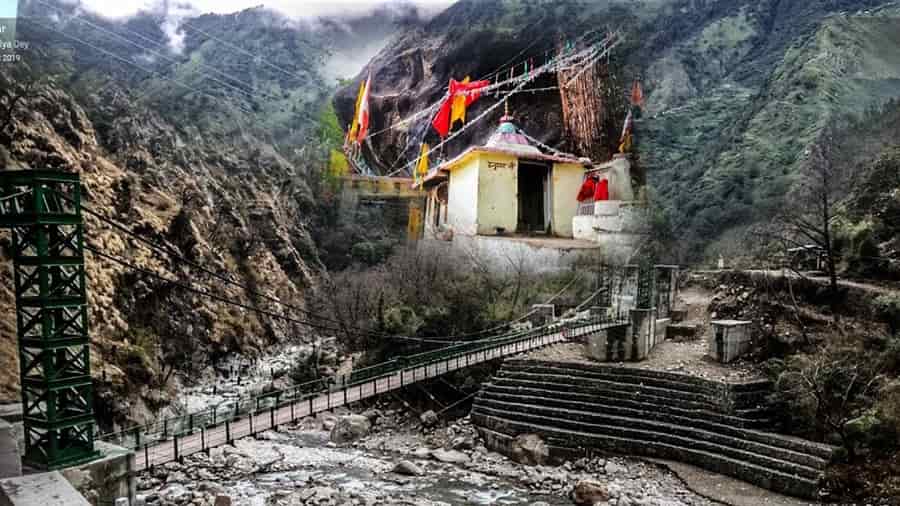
472, 360, 836, 499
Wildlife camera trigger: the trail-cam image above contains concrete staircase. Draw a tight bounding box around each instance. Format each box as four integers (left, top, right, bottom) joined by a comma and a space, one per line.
471, 360, 836, 499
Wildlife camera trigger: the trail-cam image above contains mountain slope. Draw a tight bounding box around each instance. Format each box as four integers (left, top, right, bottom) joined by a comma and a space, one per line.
0, 1, 420, 426
336, 0, 900, 262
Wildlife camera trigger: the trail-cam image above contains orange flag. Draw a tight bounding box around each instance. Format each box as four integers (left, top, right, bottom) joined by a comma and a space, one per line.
355, 72, 372, 143
630, 79, 644, 108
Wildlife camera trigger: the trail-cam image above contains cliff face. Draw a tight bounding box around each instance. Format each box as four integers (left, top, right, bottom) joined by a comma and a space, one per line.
335, 0, 900, 261
0, 1, 420, 426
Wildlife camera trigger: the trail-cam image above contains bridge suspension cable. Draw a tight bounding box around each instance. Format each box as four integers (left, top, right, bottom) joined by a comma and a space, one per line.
70, 189, 592, 343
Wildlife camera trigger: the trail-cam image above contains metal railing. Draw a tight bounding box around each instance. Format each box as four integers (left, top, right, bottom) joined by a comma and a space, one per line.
99, 312, 627, 469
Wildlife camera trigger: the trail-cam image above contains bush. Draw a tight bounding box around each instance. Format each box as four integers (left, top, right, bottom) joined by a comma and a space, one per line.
767, 338, 892, 459
874, 294, 900, 337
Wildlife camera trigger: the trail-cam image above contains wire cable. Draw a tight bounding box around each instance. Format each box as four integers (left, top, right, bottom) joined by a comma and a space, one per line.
32, 0, 283, 104
21, 18, 254, 115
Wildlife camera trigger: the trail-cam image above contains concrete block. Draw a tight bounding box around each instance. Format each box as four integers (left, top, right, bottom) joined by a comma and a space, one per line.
585, 322, 631, 362
0, 420, 19, 479
530, 304, 555, 327
61, 441, 135, 506
709, 320, 753, 363
0, 471, 91, 506
114, 498, 128, 506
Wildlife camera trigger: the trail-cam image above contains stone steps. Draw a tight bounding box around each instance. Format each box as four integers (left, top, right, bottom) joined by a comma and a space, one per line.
473, 361, 836, 499
472, 413, 823, 499
482, 383, 775, 430
500, 361, 773, 413
473, 399, 827, 475
477, 389, 829, 460
665, 323, 701, 340
489, 376, 771, 421
503, 360, 772, 394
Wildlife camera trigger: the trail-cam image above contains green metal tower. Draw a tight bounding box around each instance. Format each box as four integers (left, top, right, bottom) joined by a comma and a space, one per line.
0, 170, 98, 469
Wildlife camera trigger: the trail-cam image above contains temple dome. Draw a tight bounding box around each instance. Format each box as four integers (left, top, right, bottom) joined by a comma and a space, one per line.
485, 114, 543, 156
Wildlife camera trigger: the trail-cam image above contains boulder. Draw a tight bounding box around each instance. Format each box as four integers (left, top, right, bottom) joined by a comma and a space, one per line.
329, 414, 371, 444
362, 409, 383, 423
430, 449, 470, 465
420, 410, 439, 428
392, 460, 424, 476
214, 496, 232, 506
571, 480, 609, 506
412, 447, 432, 459
450, 436, 474, 451
510, 434, 549, 466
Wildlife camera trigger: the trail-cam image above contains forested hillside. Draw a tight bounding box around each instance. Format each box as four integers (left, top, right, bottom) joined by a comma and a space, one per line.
336, 0, 900, 262
0, 0, 422, 425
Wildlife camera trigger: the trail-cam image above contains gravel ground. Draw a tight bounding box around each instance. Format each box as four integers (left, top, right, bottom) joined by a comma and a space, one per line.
136, 406, 720, 506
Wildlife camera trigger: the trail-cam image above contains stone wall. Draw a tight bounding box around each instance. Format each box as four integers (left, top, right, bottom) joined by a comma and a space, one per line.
61, 442, 134, 506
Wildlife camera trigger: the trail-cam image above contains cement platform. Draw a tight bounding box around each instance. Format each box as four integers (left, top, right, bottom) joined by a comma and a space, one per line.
0, 471, 90, 506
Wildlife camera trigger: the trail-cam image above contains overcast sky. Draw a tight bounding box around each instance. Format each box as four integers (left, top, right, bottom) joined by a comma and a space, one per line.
53, 0, 454, 20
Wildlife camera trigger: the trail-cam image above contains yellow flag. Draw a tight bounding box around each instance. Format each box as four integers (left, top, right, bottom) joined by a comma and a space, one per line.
450, 77, 470, 125
618, 133, 632, 154
416, 143, 430, 177
348, 80, 366, 141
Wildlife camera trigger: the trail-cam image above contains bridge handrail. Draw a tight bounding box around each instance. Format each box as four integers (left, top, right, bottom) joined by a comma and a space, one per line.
97, 313, 625, 448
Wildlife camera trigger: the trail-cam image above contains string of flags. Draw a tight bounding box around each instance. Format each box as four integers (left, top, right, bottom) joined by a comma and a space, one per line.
619, 78, 643, 154
343, 31, 623, 177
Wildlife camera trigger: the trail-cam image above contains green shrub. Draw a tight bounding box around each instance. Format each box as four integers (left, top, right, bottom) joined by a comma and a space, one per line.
874, 294, 900, 336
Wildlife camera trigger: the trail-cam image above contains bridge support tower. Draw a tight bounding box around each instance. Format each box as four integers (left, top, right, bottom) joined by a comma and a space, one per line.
0, 171, 98, 469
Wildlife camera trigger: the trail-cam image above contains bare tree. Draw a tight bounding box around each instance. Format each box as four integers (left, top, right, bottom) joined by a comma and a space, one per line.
767, 127, 852, 297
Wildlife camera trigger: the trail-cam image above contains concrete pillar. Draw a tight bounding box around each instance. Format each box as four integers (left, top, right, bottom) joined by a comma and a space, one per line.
0, 420, 20, 479
709, 320, 752, 363
588, 306, 609, 318
530, 304, 555, 327
629, 308, 659, 361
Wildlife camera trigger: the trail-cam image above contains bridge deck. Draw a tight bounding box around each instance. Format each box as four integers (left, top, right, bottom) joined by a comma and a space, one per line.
126, 321, 611, 470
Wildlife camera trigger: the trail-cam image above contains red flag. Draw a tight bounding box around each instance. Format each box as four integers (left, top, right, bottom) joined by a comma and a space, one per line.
595, 179, 610, 201
630, 79, 644, 108
356, 73, 372, 143
576, 177, 596, 202
432, 97, 453, 137
432, 78, 490, 137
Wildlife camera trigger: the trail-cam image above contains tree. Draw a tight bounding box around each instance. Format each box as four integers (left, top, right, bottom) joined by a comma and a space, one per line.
762, 127, 853, 299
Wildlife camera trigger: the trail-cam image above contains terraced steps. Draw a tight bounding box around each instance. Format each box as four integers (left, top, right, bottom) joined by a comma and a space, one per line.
473, 360, 836, 499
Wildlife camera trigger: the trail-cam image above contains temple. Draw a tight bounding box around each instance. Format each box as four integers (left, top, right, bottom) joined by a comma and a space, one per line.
418, 114, 646, 271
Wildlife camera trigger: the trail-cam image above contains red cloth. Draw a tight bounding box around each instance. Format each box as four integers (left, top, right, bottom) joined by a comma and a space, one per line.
576, 177, 596, 202
595, 179, 609, 201
431, 78, 490, 137
432, 98, 453, 137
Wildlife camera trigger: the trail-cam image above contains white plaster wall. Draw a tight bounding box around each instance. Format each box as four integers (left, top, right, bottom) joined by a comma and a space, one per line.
551, 163, 584, 238
447, 158, 480, 236
608, 155, 634, 201
477, 154, 518, 235
423, 235, 597, 274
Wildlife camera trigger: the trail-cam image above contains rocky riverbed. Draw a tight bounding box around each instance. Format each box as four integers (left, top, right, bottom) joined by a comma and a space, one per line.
136, 404, 718, 506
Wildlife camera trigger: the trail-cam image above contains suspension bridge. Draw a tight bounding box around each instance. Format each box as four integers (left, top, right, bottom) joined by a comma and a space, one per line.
0, 170, 645, 472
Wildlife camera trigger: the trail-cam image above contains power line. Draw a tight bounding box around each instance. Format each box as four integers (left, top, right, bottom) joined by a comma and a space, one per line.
21, 18, 254, 115
388, 34, 623, 177
32, 1, 285, 104
76, 198, 568, 343
180, 21, 307, 83
86, 244, 470, 345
